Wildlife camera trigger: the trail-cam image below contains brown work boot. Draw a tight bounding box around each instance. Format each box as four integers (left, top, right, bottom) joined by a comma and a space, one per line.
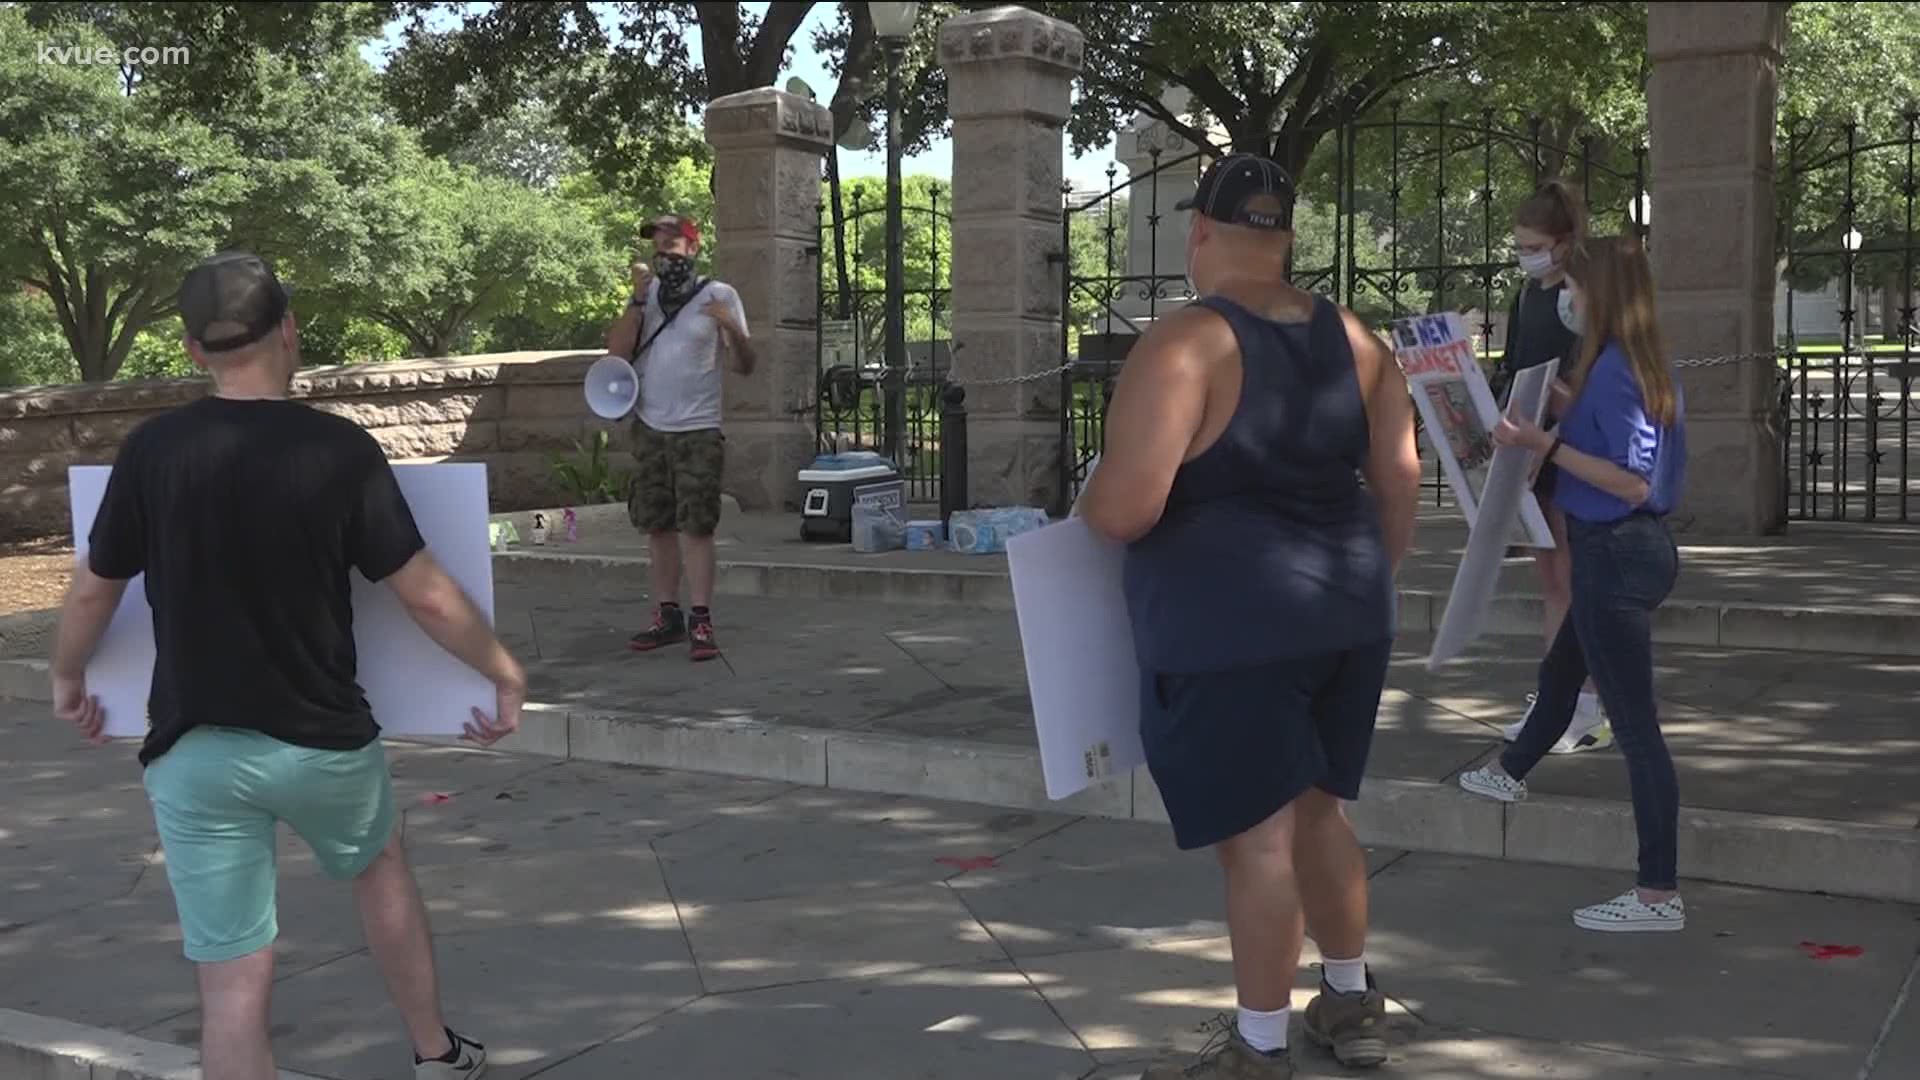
1303, 971, 1390, 1068
1141, 1017, 1293, 1079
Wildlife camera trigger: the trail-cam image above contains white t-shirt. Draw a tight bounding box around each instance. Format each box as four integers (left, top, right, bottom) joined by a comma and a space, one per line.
635, 279, 748, 433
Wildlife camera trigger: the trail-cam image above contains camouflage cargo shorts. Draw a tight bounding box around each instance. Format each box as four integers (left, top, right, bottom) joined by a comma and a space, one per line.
627, 422, 726, 537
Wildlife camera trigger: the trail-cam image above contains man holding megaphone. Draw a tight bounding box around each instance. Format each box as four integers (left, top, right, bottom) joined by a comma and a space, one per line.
602, 212, 756, 662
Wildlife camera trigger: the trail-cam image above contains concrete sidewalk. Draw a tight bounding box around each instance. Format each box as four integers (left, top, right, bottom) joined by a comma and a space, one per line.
492, 503, 1920, 657
5, 580, 1918, 904
1, 700, 1915, 1080
487, 583, 1920, 828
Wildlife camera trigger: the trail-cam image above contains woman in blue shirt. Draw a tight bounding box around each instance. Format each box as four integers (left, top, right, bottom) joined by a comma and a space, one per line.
1458, 235, 1690, 934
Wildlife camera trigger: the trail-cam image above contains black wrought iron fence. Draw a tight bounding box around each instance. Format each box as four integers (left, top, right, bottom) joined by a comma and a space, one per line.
1779, 111, 1920, 521
1056, 104, 1650, 517
815, 184, 953, 504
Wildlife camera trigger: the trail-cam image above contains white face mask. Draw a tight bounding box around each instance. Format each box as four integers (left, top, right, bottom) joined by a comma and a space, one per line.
1558, 288, 1582, 334
1516, 249, 1557, 280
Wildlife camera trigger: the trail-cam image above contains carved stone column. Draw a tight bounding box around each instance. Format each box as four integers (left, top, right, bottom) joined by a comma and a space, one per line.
704, 87, 832, 511
939, 6, 1086, 510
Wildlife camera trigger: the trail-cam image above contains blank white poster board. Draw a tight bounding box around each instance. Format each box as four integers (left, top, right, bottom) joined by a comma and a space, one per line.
69, 463, 496, 740
1428, 361, 1560, 669
1006, 517, 1145, 801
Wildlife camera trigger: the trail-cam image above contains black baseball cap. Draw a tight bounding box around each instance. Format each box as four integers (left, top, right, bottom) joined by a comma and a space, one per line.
1176, 153, 1296, 230
179, 252, 291, 353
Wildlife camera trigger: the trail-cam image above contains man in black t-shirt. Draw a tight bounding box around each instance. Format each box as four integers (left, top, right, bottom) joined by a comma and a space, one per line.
48, 252, 520, 1080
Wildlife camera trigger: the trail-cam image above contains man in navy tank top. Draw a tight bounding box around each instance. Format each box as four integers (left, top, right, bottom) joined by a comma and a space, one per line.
1080, 154, 1424, 1077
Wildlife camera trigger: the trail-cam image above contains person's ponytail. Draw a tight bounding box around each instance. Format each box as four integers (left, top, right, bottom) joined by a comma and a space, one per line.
1515, 178, 1588, 244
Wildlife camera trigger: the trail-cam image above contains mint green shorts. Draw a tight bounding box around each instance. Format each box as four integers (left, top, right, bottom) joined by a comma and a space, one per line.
143, 726, 396, 963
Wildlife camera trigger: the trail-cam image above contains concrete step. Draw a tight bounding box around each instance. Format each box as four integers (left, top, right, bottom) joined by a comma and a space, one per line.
494, 547, 1920, 658
472, 702, 1920, 907
11, 662, 1904, 907
0, 1007, 323, 1079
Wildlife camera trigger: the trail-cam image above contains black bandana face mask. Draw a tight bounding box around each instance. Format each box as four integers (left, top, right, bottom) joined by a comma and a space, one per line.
653, 253, 697, 304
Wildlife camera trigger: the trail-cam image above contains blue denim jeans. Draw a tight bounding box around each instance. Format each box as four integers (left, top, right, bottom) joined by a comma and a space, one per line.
1501, 513, 1681, 890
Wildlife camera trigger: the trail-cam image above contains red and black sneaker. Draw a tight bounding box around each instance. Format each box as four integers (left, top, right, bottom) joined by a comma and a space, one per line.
688, 613, 720, 663
629, 605, 687, 652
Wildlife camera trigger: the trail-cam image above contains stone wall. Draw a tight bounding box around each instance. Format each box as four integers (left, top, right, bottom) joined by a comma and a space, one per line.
0, 350, 644, 542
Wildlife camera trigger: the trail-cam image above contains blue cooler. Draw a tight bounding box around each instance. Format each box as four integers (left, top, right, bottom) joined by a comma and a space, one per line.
798, 452, 902, 542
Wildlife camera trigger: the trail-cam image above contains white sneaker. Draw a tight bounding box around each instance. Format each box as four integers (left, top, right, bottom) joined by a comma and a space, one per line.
1573, 890, 1686, 933
1549, 720, 1614, 755
1503, 693, 1612, 754
416, 1030, 487, 1079
1458, 765, 1527, 803
1499, 693, 1537, 742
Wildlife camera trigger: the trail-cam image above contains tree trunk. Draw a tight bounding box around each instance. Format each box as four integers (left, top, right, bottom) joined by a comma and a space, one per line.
41, 263, 118, 382
827, 148, 853, 320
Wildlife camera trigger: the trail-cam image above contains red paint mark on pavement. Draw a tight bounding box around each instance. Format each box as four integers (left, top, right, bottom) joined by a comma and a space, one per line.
420, 792, 454, 805
1798, 941, 1865, 960
935, 855, 998, 872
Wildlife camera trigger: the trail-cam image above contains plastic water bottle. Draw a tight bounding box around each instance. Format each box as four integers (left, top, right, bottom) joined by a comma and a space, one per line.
563, 508, 578, 543
532, 512, 548, 546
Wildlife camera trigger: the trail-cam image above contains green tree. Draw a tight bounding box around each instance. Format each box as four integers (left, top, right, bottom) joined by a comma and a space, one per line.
817, 174, 954, 358
484, 153, 719, 355
385, 3, 955, 328
0, 287, 73, 388
1027, 1, 1643, 180
445, 97, 585, 191
336, 157, 615, 358
807, 3, 960, 318
0, 5, 417, 380
381, 2, 799, 191
1776, 1, 1920, 312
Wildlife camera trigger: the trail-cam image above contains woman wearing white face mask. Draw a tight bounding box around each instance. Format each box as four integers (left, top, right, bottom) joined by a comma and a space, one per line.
1491, 179, 1611, 755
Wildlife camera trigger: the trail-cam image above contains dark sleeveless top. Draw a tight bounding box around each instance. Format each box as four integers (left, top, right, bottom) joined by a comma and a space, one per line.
1121, 295, 1395, 674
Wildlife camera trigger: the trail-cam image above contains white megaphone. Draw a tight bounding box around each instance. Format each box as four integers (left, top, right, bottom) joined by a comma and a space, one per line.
584, 354, 640, 420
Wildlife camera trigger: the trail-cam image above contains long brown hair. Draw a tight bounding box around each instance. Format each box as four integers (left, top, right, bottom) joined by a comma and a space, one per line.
1514, 178, 1589, 244
1564, 235, 1679, 426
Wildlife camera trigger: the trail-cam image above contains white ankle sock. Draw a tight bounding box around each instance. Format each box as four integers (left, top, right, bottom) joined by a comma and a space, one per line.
1322, 955, 1369, 995
1576, 690, 1602, 722
1236, 1004, 1289, 1053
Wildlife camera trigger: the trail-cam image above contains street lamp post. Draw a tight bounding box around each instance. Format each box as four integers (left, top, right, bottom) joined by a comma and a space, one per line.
870, 2, 918, 466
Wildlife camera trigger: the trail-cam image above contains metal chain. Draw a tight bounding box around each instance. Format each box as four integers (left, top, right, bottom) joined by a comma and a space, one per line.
1672, 349, 1792, 370
946, 359, 1083, 388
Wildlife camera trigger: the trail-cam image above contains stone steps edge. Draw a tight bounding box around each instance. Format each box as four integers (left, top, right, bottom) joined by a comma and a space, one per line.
485, 704, 1920, 907
0, 1006, 324, 1080
494, 550, 1920, 658
7, 666, 1915, 905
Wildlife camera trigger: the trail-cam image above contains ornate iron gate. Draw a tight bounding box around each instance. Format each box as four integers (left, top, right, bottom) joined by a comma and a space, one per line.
1058, 105, 1651, 512
1779, 111, 1920, 522
815, 183, 954, 504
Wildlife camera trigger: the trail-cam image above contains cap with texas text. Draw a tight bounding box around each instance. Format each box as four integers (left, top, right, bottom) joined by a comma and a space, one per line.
1176, 153, 1296, 231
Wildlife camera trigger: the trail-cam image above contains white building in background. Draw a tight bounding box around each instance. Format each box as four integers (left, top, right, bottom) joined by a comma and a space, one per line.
1106, 87, 1227, 327
1776, 278, 1915, 344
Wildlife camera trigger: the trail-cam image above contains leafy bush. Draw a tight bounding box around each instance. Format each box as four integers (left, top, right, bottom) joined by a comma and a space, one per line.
548, 429, 629, 505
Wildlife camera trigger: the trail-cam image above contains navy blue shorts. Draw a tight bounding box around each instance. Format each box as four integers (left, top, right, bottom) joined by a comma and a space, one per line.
1140, 639, 1394, 851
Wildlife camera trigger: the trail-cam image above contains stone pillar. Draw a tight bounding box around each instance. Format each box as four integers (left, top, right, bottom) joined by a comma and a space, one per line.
939, 6, 1085, 510
704, 87, 832, 511
1647, 2, 1788, 535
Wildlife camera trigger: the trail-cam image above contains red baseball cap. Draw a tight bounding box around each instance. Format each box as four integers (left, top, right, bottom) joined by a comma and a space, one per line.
640, 213, 701, 246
